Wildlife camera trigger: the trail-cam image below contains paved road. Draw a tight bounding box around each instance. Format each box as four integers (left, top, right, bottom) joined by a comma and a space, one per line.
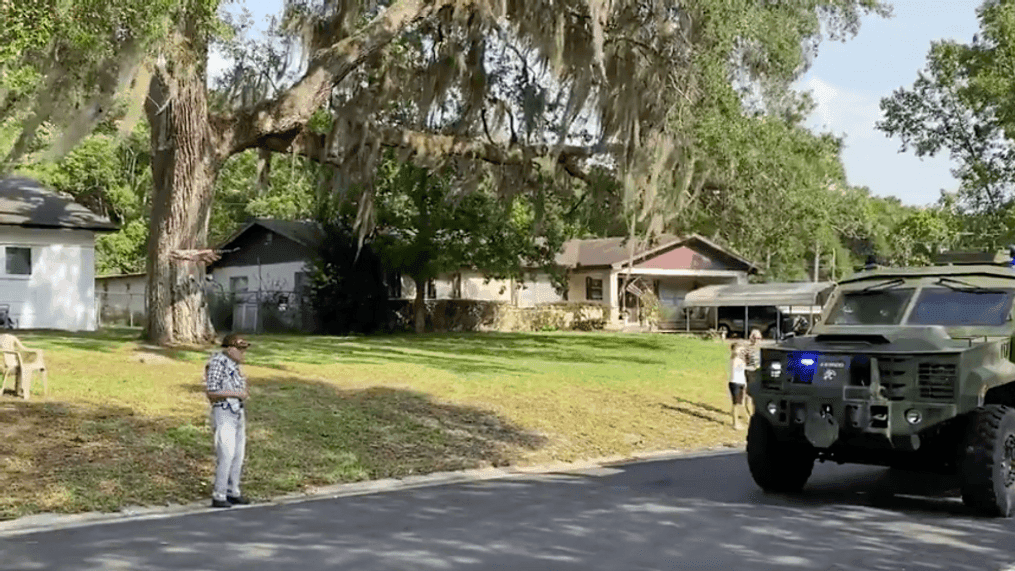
2, 450, 1015, 571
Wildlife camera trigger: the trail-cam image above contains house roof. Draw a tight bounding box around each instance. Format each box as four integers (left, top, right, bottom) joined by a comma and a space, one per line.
557, 234, 759, 272
0, 177, 118, 231
216, 219, 326, 251
683, 281, 836, 307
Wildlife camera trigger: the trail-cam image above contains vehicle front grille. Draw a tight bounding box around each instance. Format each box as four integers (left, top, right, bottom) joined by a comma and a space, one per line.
918, 363, 956, 400
877, 357, 909, 400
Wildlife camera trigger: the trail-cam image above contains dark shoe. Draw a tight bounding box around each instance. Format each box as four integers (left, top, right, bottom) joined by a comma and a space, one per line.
211, 499, 232, 508
227, 495, 251, 505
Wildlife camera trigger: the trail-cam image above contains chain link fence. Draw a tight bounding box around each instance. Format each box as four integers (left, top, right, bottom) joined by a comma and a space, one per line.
208, 289, 317, 333
96, 289, 318, 333
95, 291, 148, 328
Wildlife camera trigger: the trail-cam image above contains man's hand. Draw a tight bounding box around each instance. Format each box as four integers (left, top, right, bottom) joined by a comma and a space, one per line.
206, 389, 248, 402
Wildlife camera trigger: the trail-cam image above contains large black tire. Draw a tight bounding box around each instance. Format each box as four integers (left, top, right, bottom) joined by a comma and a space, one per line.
960, 405, 1015, 517
746, 413, 815, 493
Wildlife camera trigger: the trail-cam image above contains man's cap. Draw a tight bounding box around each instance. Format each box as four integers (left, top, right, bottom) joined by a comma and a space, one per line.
221, 333, 251, 349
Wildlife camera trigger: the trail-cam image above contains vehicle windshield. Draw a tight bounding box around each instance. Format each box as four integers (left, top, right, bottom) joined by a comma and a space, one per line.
907, 287, 1014, 326
825, 289, 915, 325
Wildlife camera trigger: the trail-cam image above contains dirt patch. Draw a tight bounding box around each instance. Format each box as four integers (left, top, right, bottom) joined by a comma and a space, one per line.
132, 352, 175, 365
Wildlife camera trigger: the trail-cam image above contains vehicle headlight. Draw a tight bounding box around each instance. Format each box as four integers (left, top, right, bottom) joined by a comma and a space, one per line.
769, 361, 782, 378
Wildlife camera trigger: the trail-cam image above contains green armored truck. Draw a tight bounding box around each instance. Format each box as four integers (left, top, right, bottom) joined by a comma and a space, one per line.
746, 250, 1015, 516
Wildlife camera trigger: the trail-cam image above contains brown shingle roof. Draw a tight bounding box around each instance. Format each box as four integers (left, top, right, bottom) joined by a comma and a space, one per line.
556, 234, 758, 272
0, 177, 118, 231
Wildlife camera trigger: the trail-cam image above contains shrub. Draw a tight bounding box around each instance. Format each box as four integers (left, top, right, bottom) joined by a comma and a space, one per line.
309, 221, 397, 334
638, 291, 661, 330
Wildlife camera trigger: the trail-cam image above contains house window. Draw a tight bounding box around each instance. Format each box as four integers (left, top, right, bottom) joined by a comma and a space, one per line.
585, 277, 603, 301
426, 279, 437, 299
5, 247, 31, 275
229, 276, 249, 293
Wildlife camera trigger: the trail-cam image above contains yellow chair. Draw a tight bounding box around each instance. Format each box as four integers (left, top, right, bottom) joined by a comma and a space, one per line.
0, 334, 47, 400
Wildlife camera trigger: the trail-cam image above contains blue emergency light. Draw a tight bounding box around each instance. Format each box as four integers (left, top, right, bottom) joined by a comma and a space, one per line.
787, 352, 821, 384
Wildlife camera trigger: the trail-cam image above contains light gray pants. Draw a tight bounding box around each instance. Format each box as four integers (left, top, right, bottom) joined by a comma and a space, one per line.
210, 403, 246, 501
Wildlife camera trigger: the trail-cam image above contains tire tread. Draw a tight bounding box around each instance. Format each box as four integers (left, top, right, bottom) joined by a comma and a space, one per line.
961, 405, 1013, 517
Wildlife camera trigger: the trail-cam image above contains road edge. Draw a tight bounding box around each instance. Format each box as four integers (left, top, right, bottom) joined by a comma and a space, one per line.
0, 445, 744, 538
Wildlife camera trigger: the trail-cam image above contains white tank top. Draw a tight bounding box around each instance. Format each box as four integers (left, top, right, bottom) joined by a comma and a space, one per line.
729, 356, 747, 386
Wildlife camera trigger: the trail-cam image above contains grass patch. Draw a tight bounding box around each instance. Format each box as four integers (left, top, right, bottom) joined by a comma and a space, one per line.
0, 328, 740, 520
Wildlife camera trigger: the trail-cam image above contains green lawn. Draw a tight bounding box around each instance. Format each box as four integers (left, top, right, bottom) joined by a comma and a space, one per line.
0, 329, 741, 520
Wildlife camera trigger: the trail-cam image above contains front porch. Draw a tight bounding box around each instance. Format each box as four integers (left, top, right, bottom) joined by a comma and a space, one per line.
567, 268, 747, 330
556, 234, 760, 329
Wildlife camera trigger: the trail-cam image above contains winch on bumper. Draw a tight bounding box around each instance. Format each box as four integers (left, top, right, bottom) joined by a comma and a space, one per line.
747, 351, 961, 452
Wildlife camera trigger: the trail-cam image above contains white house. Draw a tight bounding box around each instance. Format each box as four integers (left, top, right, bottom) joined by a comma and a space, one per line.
392, 269, 562, 308
0, 177, 118, 330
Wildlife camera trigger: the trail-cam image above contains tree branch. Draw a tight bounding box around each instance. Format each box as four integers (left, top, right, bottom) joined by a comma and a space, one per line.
258, 125, 606, 184
216, 0, 445, 158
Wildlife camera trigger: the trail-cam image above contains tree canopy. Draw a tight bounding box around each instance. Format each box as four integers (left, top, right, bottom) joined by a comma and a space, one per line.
1, 0, 901, 343
878, 0, 1015, 251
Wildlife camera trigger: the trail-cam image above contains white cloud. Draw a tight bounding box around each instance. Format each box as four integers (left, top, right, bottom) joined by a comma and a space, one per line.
797, 75, 958, 206
800, 76, 883, 143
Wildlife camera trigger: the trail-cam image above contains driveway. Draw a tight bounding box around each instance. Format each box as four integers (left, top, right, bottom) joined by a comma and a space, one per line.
2, 450, 1014, 570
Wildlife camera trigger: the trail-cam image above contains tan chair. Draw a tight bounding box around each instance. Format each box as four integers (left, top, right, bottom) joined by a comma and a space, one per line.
0, 334, 47, 400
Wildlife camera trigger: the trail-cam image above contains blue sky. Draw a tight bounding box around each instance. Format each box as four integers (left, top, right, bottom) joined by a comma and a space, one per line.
224, 0, 984, 207
798, 0, 983, 206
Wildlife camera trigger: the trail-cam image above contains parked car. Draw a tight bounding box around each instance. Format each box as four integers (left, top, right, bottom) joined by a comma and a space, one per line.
716, 306, 802, 339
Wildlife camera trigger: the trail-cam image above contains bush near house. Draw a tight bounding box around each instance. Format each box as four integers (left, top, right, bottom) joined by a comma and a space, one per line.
0, 328, 739, 521
393, 300, 612, 332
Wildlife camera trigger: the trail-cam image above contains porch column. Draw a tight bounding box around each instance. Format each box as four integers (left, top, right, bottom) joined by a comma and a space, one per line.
606, 270, 621, 326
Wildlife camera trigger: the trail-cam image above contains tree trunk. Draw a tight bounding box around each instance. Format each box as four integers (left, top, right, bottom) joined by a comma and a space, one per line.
413, 276, 426, 334
144, 56, 220, 346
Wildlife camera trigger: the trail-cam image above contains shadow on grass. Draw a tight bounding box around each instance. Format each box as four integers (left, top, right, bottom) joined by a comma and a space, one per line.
671, 396, 731, 417
11, 329, 723, 379
247, 331, 698, 374
660, 403, 728, 426
0, 376, 546, 522
14, 327, 146, 354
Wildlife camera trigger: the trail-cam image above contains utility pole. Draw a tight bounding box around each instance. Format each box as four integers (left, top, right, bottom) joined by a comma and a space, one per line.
813, 240, 820, 282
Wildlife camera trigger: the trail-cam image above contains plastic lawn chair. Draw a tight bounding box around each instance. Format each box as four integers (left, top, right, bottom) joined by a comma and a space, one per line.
0, 334, 47, 400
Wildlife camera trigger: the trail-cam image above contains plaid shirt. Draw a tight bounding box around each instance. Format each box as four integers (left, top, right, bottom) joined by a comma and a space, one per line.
737, 344, 761, 371
205, 351, 246, 396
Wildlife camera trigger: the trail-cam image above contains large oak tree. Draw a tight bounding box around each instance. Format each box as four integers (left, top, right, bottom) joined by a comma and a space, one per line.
5, 0, 888, 345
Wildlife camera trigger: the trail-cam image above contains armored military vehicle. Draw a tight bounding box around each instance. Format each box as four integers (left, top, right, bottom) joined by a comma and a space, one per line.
746, 250, 1015, 516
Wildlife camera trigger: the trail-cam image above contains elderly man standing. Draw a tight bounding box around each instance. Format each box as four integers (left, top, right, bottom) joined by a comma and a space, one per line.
205, 333, 252, 508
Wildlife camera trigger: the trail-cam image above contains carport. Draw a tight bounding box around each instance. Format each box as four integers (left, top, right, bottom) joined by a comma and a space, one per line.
681, 281, 836, 337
